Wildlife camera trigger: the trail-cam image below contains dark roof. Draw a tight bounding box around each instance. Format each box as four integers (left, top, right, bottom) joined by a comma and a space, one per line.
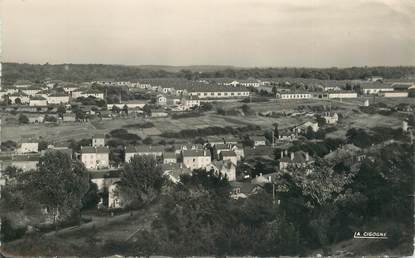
280, 151, 313, 164
220, 150, 237, 157
163, 152, 177, 159
126, 145, 164, 153
182, 150, 209, 157
81, 146, 109, 154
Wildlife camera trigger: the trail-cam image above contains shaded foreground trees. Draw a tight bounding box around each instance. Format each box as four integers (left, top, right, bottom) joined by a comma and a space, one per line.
1, 151, 94, 241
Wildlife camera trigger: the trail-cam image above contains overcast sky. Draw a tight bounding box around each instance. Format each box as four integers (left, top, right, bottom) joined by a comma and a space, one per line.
1, 0, 414, 67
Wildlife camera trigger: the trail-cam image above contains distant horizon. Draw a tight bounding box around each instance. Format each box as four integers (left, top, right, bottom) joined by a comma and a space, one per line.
4, 61, 415, 70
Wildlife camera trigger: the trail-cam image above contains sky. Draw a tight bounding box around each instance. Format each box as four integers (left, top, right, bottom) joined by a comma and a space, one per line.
0, 0, 414, 67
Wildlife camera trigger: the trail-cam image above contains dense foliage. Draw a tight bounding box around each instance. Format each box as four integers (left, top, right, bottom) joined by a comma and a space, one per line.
3, 63, 415, 85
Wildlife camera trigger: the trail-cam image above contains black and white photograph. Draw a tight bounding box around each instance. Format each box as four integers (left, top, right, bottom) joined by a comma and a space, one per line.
0, 0, 414, 257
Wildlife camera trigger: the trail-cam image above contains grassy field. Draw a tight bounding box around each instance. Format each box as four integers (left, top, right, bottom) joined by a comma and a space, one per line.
1, 97, 412, 143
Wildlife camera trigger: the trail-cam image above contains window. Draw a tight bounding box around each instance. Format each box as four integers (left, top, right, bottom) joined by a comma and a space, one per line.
204, 93, 207, 96
224, 93, 228, 96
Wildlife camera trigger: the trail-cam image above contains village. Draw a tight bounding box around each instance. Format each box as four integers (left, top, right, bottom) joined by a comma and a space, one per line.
0, 66, 414, 256
0, 71, 414, 205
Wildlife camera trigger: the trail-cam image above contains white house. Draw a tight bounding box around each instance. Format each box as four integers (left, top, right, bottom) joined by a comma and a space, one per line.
156, 95, 167, 105
47, 93, 70, 105
80, 146, 110, 170
322, 112, 339, 124
360, 84, 394, 95
29, 96, 48, 106
92, 134, 106, 147
163, 152, 177, 164
279, 151, 314, 171
124, 145, 164, 162
219, 150, 238, 166
182, 150, 211, 170
207, 160, 236, 181
17, 139, 39, 153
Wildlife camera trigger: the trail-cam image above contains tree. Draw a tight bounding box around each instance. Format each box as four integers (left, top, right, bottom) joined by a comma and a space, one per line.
38, 140, 48, 151
57, 105, 66, 119
111, 105, 121, 114
143, 104, 152, 116
122, 104, 128, 115
32, 151, 90, 226
81, 181, 100, 210
273, 123, 279, 141
143, 137, 153, 145
18, 114, 29, 124
14, 98, 22, 105
117, 155, 165, 209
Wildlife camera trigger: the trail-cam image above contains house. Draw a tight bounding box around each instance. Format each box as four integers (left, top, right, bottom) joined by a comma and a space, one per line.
17, 137, 39, 153
251, 172, 278, 186
92, 134, 106, 147
359, 83, 394, 95
219, 150, 238, 166
181, 96, 200, 109
322, 112, 339, 124
62, 113, 76, 122
182, 150, 211, 170
163, 152, 177, 164
367, 76, 383, 82
214, 143, 232, 155
80, 146, 110, 170
90, 170, 121, 192
276, 92, 313, 100
107, 100, 148, 110
29, 96, 48, 106
77, 90, 105, 100
276, 129, 297, 142
231, 143, 245, 160
46, 143, 73, 159
279, 151, 314, 171
162, 163, 192, 184
150, 109, 168, 118
207, 160, 236, 181
47, 93, 70, 105
229, 181, 257, 199
293, 121, 319, 133
27, 114, 45, 124
252, 136, 266, 146
124, 145, 164, 162
8, 93, 30, 104
22, 85, 45, 96
13, 80, 32, 88
239, 78, 261, 88
108, 182, 122, 209
156, 94, 167, 105
391, 82, 415, 91
174, 144, 204, 154
0, 153, 40, 172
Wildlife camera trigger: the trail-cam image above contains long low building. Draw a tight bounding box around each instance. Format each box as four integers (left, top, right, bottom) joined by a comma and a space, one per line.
327, 91, 358, 99
380, 91, 409, 98
276, 92, 313, 100
187, 86, 250, 99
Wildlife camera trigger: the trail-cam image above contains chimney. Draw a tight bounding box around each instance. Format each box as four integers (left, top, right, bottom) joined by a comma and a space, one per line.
290, 152, 294, 161
305, 152, 309, 161
259, 173, 262, 177
284, 149, 288, 156
280, 151, 284, 159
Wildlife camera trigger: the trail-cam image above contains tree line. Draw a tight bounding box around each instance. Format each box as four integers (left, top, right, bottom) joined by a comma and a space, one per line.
3, 63, 415, 85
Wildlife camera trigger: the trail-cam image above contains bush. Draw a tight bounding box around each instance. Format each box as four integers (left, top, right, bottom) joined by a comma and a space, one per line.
18, 114, 29, 124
